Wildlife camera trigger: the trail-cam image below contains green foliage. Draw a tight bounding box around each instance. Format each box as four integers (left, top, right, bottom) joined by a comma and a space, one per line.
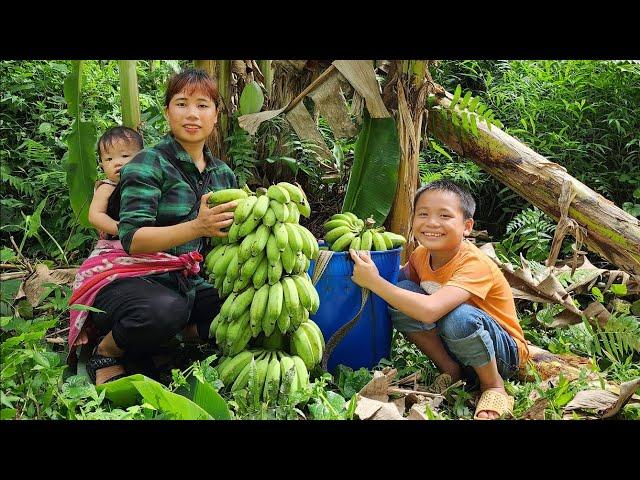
494, 207, 556, 264
439, 84, 504, 134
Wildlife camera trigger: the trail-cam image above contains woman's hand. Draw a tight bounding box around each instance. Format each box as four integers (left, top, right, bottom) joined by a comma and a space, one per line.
195, 193, 237, 237
349, 249, 381, 289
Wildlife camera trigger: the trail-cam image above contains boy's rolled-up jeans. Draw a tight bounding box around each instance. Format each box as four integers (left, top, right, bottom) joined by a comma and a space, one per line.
389, 279, 519, 380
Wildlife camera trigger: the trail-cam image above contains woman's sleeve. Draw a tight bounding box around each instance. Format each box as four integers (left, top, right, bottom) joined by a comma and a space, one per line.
117, 152, 164, 254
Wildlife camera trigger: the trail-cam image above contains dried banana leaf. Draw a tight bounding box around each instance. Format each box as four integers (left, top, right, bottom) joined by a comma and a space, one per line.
333, 60, 390, 118
308, 70, 357, 139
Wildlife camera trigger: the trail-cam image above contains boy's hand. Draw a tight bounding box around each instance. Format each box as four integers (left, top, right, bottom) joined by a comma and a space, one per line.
349, 249, 380, 289
196, 193, 237, 237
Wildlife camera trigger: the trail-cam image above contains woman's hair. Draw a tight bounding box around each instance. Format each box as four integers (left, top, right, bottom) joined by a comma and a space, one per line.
413, 180, 476, 220
97, 126, 144, 161
164, 68, 219, 107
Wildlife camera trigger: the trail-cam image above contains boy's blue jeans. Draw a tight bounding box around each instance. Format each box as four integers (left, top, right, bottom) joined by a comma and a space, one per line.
389, 279, 519, 380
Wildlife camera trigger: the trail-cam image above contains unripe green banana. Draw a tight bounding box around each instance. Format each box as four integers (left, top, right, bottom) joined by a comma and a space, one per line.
225, 250, 241, 284
215, 320, 229, 350
302, 274, 320, 314
287, 202, 300, 223
306, 319, 326, 350
212, 244, 239, 278
234, 195, 257, 224
239, 231, 257, 262
371, 230, 387, 251
250, 284, 270, 337
291, 327, 316, 370
249, 224, 269, 257
267, 259, 283, 285
221, 275, 234, 298
281, 276, 300, 315
225, 309, 249, 348
350, 235, 362, 250
296, 224, 313, 260
209, 313, 221, 339
252, 256, 269, 289
331, 231, 356, 252
300, 321, 323, 364
277, 304, 291, 334
208, 188, 248, 205
238, 214, 261, 238
292, 275, 313, 311
278, 354, 297, 397
284, 222, 303, 253
263, 355, 282, 404
297, 225, 319, 260
264, 281, 283, 336
342, 212, 360, 224
323, 219, 353, 231
205, 244, 226, 274
289, 304, 307, 331
360, 230, 373, 250
214, 274, 224, 291
325, 225, 354, 245
230, 357, 255, 392
330, 213, 355, 224
253, 354, 271, 401
230, 286, 255, 320
292, 251, 307, 275
262, 207, 277, 227
273, 222, 288, 251
291, 355, 309, 391
281, 242, 296, 274
240, 251, 265, 282
297, 199, 311, 218
381, 231, 393, 249
267, 184, 290, 204
227, 222, 241, 243
219, 292, 237, 322
382, 231, 407, 247
252, 194, 270, 220
233, 275, 252, 293
266, 233, 280, 266
217, 349, 254, 386
277, 182, 304, 203
269, 199, 289, 223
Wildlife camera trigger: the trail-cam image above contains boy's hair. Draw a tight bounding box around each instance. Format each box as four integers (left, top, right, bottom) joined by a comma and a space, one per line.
164, 68, 219, 107
97, 126, 143, 161
413, 180, 476, 220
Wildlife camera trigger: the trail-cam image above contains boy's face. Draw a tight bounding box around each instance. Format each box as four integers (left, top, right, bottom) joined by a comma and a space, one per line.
165, 88, 217, 148
99, 138, 140, 182
412, 190, 474, 252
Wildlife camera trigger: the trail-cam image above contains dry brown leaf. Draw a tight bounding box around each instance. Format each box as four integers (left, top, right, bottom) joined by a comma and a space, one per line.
285, 102, 333, 161
602, 378, 640, 418
522, 397, 548, 420
308, 70, 358, 139
354, 395, 405, 420
332, 60, 390, 118
237, 108, 286, 136
357, 370, 394, 403
16, 264, 79, 307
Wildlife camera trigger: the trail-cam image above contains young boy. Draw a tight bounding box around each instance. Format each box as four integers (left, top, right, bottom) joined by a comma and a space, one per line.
349, 180, 529, 419
88, 126, 144, 239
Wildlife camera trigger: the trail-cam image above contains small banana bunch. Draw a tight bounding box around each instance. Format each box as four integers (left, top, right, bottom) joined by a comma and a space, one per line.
216, 348, 311, 403
323, 212, 407, 252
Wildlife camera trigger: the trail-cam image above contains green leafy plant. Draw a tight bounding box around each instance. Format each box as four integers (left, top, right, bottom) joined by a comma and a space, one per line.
494, 207, 556, 264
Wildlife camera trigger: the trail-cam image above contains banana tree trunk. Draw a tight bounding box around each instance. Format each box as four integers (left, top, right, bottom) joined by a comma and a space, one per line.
428, 93, 640, 277
257, 60, 273, 98
117, 60, 140, 130
217, 60, 232, 160
388, 61, 428, 263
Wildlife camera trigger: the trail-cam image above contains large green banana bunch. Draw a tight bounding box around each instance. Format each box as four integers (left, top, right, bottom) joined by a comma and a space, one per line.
322, 212, 407, 252
216, 348, 311, 403
204, 184, 326, 402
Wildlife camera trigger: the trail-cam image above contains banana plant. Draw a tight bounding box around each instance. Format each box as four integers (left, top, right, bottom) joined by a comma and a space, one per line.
63, 60, 97, 229
118, 60, 141, 130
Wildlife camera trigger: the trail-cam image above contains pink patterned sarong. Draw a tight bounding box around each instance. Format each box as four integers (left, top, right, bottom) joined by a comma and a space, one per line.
67, 239, 203, 364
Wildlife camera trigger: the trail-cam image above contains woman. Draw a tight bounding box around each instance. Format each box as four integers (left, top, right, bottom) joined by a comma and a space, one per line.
86, 68, 238, 385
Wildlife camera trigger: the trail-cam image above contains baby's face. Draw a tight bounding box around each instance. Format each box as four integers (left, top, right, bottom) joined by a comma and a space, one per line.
99, 139, 140, 182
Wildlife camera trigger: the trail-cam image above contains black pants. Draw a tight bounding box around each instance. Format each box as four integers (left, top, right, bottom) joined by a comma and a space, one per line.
90, 276, 223, 356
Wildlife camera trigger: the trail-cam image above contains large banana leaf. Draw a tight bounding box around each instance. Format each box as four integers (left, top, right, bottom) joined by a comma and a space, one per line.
342, 111, 400, 225
63, 61, 96, 229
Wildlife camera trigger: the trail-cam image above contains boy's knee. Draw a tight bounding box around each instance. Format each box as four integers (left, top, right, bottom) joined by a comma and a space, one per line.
395, 279, 424, 295
437, 304, 482, 340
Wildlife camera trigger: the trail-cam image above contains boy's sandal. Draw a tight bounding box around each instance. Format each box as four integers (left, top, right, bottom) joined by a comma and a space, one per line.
425, 373, 452, 395
473, 389, 515, 420
86, 344, 126, 385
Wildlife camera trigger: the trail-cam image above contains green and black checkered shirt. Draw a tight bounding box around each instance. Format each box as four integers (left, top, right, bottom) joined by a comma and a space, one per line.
118, 134, 237, 293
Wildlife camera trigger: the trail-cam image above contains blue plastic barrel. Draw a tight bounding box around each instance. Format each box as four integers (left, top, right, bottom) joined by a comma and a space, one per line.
308, 247, 401, 372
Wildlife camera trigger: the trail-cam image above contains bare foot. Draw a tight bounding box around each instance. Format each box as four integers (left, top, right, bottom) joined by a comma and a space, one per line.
95, 364, 126, 385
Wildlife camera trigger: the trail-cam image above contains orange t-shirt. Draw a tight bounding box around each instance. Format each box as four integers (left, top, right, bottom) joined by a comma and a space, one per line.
405, 240, 529, 367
